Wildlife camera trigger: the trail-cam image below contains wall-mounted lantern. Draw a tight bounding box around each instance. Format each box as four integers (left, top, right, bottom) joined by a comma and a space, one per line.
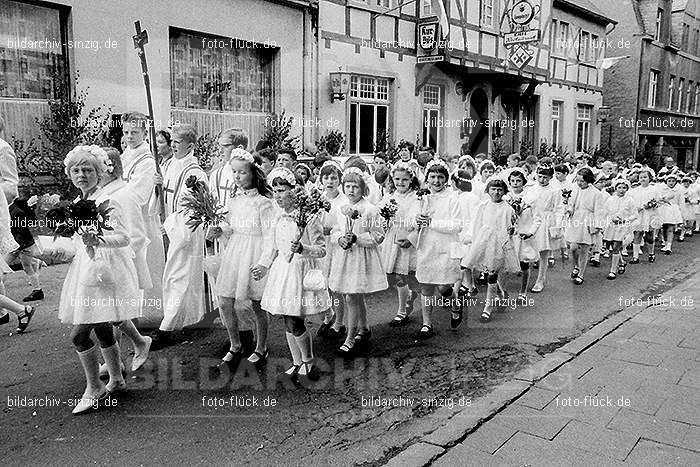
330, 71, 351, 102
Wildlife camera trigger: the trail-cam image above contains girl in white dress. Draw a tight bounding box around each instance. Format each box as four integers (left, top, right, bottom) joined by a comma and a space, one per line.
208, 150, 276, 369
628, 168, 660, 263
589, 174, 611, 268
413, 159, 463, 339
564, 168, 605, 285
523, 164, 563, 293
691, 172, 700, 232
329, 168, 387, 356
657, 172, 684, 255
602, 178, 637, 280
453, 169, 480, 298
680, 175, 696, 239
552, 164, 572, 263
505, 169, 537, 303
260, 167, 328, 382
316, 161, 348, 340
381, 161, 421, 327
464, 179, 520, 322
58, 146, 141, 415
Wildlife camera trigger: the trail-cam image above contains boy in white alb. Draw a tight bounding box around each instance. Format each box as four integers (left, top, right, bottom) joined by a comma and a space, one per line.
150, 124, 208, 350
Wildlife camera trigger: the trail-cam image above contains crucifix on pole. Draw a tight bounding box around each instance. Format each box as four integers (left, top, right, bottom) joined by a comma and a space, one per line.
133, 20, 169, 254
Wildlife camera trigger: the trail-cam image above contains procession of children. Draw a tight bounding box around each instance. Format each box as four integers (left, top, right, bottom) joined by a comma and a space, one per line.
4, 113, 700, 415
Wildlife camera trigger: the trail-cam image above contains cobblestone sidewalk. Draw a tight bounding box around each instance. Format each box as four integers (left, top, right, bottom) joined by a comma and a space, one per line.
387, 272, 700, 466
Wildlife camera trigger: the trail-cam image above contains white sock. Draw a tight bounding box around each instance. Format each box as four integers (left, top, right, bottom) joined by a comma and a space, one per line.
294, 331, 313, 363
285, 332, 302, 373
611, 254, 620, 273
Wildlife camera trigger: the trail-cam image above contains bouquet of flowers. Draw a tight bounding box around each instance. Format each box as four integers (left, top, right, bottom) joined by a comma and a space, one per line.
414, 188, 431, 249
288, 187, 331, 262
561, 189, 573, 205
181, 175, 227, 233
340, 204, 362, 250
643, 198, 660, 210
45, 199, 113, 259
379, 199, 398, 226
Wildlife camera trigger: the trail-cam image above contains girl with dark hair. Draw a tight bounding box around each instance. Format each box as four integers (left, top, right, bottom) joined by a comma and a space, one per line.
412, 159, 463, 339
522, 164, 563, 293
628, 168, 660, 263
464, 179, 519, 322
260, 167, 328, 382
380, 162, 421, 327
505, 168, 538, 303
564, 167, 604, 285
317, 161, 348, 339
207, 149, 275, 369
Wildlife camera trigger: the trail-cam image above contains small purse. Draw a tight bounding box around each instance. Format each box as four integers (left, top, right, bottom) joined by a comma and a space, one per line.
303, 268, 326, 292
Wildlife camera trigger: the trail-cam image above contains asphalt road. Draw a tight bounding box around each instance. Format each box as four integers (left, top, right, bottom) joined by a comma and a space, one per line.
2, 238, 699, 466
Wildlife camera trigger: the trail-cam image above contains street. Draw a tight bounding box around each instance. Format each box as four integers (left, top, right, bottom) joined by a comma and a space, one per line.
2, 237, 700, 466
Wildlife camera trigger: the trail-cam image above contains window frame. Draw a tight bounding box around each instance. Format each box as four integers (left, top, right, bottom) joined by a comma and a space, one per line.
551, 101, 563, 148
575, 104, 593, 153
655, 9, 663, 41
648, 70, 659, 107
422, 83, 442, 153
678, 78, 684, 112
348, 75, 392, 156
668, 75, 675, 111
481, 0, 495, 28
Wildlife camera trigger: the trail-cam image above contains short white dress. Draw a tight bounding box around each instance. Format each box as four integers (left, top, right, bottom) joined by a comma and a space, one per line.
456, 190, 481, 268
564, 186, 605, 245
524, 183, 563, 253
319, 191, 348, 281
379, 190, 419, 275
216, 188, 276, 300
261, 213, 329, 316
464, 200, 520, 274
657, 185, 684, 225
680, 186, 695, 221
603, 195, 637, 243
413, 189, 461, 285
328, 198, 388, 294
505, 191, 538, 263
58, 194, 140, 324
629, 184, 660, 232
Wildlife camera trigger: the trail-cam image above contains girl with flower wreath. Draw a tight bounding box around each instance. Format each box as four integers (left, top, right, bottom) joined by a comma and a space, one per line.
207, 149, 276, 370
328, 167, 387, 357
260, 167, 329, 382
628, 168, 661, 264
379, 161, 421, 327
657, 171, 684, 254
602, 178, 637, 280
412, 159, 463, 339
57, 145, 141, 415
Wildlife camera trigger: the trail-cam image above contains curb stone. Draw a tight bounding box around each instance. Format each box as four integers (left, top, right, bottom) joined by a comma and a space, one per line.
383, 274, 697, 466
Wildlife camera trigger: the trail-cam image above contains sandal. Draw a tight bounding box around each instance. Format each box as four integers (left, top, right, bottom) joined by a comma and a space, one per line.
571, 268, 580, 279
415, 325, 434, 340
606, 272, 616, 280
530, 283, 544, 293
247, 349, 269, 367
336, 343, 355, 358
297, 361, 321, 383
218, 348, 243, 370
480, 309, 492, 322
16, 306, 35, 333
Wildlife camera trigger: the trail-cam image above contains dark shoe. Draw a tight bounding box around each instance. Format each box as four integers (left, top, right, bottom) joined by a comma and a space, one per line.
317, 320, 334, 337
607, 272, 616, 280
629, 257, 640, 264
389, 313, 410, 327
533, 261, 539, 269
441, 286, 454, 298
590, 258, 601, 267
278, 365, 300, 385
648, 254, 656, 263
0, 313, 9, 326
16, 306, 35, 333
415, 325, 434, 340
664, 250, 671, 255
325, 325, 346, 340
239, 330, 255, 358
353, 330, 371, 352
617, 264, 626, 275
548, 257, 555, 268
678, 237, 685, 242
22, 289, 44, 302
297, 361, 321, 384
476, 272, 487, 285
218, 348, 243, 371
335, 343, 355, 358
468, 287, 479, 296
573, 276, 584, 285
247, 349, 269, 369
570, 268, 580, 279
149, 330, 174, 351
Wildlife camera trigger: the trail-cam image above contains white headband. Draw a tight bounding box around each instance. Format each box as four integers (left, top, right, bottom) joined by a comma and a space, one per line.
343, 166, 365, 180
391, 161, 417, 178
425, 159, 449, 172
320, 159, 343, 173
267, 167, 296, 186
64, 145, 112, 175
229, 148, 255, 163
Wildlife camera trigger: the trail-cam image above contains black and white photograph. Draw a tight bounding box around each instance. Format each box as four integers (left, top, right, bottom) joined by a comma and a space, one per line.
1, 0, 700, 465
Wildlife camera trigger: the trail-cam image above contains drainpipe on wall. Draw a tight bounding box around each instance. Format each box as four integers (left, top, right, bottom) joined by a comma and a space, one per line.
634, 37, 647, 161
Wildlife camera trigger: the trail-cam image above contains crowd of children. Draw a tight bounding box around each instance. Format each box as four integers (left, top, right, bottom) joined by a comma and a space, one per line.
8, 112, 700, 414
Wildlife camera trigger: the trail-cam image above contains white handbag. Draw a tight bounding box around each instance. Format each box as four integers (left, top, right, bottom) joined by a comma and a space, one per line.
303, 268, 326, 292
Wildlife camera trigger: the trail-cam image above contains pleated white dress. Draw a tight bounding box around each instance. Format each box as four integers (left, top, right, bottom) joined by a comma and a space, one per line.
379, 190, 419, 275
58, 193, 140, 324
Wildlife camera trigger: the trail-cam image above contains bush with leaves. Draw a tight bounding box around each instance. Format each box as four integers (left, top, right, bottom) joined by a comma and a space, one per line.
315, 130, 345, 158
195, 133, 219, 173
260, 110, 300, 151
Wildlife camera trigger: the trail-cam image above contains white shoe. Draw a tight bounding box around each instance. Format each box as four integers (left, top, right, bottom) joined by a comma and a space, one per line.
131, 336, 152, 372
72, 387, 108, 415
